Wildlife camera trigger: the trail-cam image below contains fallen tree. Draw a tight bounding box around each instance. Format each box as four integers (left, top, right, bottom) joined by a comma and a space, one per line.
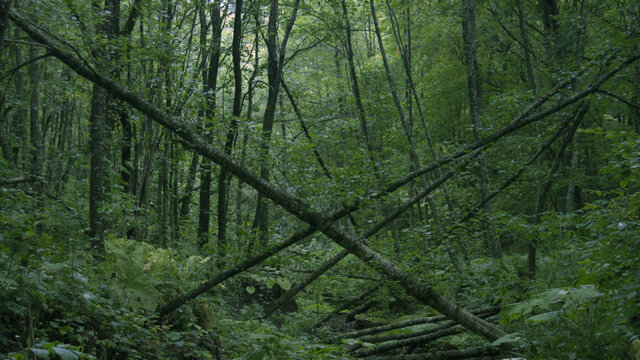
333, 305, 500, 341
351, 326, 464, 357
314, 283, 382, 328
368, 345, 503, 360
359, 310, 498, 344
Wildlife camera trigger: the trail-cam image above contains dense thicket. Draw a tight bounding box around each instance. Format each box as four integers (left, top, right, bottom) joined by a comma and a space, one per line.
1, 0, 639, 359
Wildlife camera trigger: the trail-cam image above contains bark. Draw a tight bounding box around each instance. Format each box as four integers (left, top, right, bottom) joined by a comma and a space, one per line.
262, 163, 464, 318
0, 175, 39, 185
634, 54, 640, 134
345, 299, 377, 323
254, 0, 300, 246
88, 0, 121, 255
11, 27, 26, 169
89, 84, 107, 254
517, 0, 537, 94
340, 0, 380, 177
179, 152, 199, 220
460, 114, 575, 224
461, 0, 501, 259
158, 207, 353, 317
633, 4, 640, 133
280, 78, 332, 179
314, 283, 381, 328
529, 102, 589, 276
369, 346, 502, 360
352, 326, 464, 357
264, 248, 349, 317
370, 0, 455, 266
361, 320, 457, 344
13, 9, 635, 341
197, 0, 222, 247
28, 44, 43, 208
0, 0, 11, 57
333, 305, 500, 342
217, 0, 243, 257
237, 12, 260, 241
360, 310, 496, 344
565, 145, 580, 213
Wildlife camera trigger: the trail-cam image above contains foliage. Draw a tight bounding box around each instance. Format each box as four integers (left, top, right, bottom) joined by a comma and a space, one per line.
1, 0, 640, 358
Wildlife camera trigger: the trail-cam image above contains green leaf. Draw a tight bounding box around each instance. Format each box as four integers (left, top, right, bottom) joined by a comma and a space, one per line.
620, 177, 630, 188
490, 332, 522, 346
246, 286, 256, 294
52, 347, 78, 360
265, 278, 275, 289
276, 277, 292, 291
526, 310, 560, 323
29, 348, 51, 359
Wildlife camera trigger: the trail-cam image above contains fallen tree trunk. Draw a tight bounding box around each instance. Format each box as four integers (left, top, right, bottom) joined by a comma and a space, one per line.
264, 165, 461, 317
0, 175, 39, 185
352, 326, 463, 357
12, 9, 635, 343
314, 283, 382, 328
368, 345, 502, 360
264, 248, 349, 317
360, 309, 496, 344
346, 299, 378, 323
333, 306, 500, 341
360, 321, 457, 344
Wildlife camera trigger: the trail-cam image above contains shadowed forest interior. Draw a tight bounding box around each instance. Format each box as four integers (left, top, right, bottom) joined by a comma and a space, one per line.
0, 0, 639, 359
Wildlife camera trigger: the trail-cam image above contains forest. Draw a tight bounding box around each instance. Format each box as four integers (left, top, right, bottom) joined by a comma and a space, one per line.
0, 0, 639, 358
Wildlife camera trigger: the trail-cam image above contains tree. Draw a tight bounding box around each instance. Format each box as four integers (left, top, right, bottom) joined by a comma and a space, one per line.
197, 0, 223, 248
461, 0, 501, 258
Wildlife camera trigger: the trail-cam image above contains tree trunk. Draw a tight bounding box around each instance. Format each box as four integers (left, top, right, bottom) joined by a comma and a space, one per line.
0, 0, 9, 56
238, 11, 260, 249
529, 102, 588, 276
88, 84, 107, 254
253, 0, 300, 247
516, 0, 536, 94
253, 0, 280, 247
179, 151, 199, 221
314, 284, 381, 328
631, 4, 640, 133
197, 0, 222, 248
11, 28, 26, 170
461, 0, 501, 259
263, 164, 461, 318
28, 44, 43, 209
565, 144, 580, 213
217, 0, 243, 260
370, 0, 458, 266
340, 0, 381, 177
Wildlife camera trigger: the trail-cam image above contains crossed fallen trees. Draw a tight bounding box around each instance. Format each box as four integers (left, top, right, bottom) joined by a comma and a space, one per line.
9, 8, 638, 348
